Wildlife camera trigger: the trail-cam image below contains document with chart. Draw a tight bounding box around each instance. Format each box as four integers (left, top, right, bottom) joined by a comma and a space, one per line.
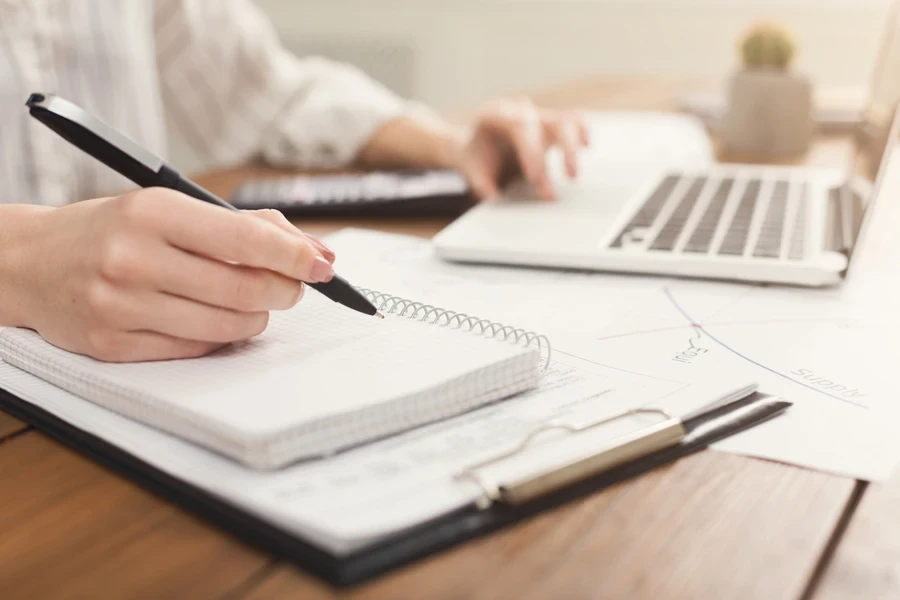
328, 228, 900, 481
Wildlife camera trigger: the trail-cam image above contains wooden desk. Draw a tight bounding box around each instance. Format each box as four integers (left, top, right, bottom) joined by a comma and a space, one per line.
816, 476, 900, 600
0, 77, 871, 599
0, 411, 25, 438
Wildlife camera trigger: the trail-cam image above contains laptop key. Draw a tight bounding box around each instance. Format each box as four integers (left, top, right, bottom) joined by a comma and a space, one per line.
609, 174, 679, 248
789, 185, 808, 260
753, 180, 789, 258
649, 177, 706, 251
719, 179, 760, 256
684, 178, 734, 253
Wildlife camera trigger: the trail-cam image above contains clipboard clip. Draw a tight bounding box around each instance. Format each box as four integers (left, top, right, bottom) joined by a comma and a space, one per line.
454, 408, 686, 509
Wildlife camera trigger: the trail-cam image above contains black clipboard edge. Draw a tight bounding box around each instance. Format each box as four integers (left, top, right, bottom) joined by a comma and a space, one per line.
0, 388, 789, 587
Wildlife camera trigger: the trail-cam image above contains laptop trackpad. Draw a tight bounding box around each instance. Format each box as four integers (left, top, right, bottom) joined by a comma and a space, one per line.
452, 180, 636, 253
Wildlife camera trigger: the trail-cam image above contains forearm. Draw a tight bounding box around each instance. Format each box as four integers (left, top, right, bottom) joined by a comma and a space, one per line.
356, 110, 468, 171
0, 205, 51, 328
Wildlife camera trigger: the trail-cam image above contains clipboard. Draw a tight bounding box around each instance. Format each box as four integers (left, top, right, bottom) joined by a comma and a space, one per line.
0, 386, 789, 587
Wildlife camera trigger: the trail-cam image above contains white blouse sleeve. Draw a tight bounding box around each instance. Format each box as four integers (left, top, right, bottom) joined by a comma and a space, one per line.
153, 0, 410, 170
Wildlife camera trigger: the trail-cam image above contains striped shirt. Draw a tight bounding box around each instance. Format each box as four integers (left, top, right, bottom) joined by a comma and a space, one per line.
0, 0, 410, 206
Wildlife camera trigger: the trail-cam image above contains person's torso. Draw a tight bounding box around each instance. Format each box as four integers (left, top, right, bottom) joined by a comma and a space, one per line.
0, 0, 168, 206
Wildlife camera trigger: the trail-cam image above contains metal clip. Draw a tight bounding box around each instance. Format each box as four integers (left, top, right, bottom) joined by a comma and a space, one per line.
454, 408, 685, 509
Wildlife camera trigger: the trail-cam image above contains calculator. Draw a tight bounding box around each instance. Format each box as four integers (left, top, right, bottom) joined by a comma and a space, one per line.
229, 169, 474, 217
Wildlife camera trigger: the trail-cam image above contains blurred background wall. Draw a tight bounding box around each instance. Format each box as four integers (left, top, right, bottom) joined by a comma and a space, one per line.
253, 0, 891, 110
174, 0, 893, 171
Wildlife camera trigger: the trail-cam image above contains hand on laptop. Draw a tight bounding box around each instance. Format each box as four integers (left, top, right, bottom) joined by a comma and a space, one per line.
459, 97, 590, 201
358, 96, 590, 202
1, 190, 334, 362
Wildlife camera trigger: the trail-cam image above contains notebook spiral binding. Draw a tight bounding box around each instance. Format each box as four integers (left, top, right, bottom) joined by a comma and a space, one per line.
356, 287, 552, 370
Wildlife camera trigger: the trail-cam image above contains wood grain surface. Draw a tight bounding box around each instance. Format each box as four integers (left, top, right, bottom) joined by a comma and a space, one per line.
0, 433, 274, 599
240, 453, 853, 600
0, 412, 27, 439
814, 477, 900, 600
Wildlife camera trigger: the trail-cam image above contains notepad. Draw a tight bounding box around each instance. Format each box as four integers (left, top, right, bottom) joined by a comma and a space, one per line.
0, 289, 543, 469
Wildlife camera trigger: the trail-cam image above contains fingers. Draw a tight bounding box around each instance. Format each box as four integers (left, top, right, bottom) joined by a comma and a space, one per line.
248, 209, 336, 264
142, 192, 334, 283
475, 100, 589, 200
86, 330, 227, 363
509, 103, 551, 197
478, 100, 553, 199
462, 136, 503, 201
543, 117, 581, 179
543, 109, 590, 180
137, 243, 305, 312
470, 172, 501, 201
578, 119, 590, 146
92, 201, 307, 312
104, 286, 270, 344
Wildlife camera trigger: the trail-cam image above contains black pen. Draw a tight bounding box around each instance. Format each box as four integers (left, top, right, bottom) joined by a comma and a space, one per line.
25, 92, 383, 319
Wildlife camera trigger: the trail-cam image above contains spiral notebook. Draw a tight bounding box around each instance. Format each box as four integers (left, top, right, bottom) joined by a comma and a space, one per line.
0, 288, 545, 469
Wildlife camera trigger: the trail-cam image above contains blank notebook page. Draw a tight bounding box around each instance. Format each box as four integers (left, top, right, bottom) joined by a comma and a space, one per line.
0, 291, 540, 469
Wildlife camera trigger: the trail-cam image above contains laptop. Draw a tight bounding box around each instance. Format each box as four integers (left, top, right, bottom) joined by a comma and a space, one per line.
434, 9, 900, 287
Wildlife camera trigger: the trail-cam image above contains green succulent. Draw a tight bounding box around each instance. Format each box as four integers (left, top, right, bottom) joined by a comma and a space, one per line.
740, 22, 795, 70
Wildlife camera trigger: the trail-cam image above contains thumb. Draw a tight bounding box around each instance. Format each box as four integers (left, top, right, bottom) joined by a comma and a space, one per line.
459, 154, 501, 201
470, 170, 501, 201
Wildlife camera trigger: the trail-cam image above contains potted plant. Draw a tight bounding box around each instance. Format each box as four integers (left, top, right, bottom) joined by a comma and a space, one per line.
722, 21, 813, 158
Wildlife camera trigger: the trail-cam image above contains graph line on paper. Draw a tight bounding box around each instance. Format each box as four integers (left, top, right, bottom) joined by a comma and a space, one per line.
594, 317, 867, 342
552, 347, 686, 386
661, 287, 869, 409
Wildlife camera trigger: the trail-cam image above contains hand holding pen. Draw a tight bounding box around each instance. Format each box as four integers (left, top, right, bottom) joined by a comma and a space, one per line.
26, 93, 381, 318
9, 187, 346, 362
11, 93, 381, 363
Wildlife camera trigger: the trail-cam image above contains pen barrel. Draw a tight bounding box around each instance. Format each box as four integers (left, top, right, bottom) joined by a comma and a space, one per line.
309, 277, 379, 317
163, 166, 237, 211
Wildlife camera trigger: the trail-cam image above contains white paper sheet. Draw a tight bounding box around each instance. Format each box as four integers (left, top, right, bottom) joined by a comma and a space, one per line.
327, 228, 900, 481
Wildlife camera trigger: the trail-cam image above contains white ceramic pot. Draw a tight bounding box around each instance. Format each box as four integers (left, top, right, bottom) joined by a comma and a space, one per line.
722, 69, 814, 157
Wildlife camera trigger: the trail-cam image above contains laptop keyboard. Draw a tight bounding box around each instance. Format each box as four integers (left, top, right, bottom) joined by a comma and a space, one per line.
683, 177, 734, 253
610, 173, 809, 261
753, 180, 789, 258
718, 179, 760, 256
649, 177, 706, 251
609, 175, 678, 245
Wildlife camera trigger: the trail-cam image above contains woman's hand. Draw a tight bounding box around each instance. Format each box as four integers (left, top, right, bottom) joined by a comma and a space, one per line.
458, 97, 590, 201
358, 96, 590, 202
3, 189, 335, 362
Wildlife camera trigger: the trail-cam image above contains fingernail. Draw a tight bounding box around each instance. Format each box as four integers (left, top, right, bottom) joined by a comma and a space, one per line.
311, 256, 334, 282
306, 235, 336, 263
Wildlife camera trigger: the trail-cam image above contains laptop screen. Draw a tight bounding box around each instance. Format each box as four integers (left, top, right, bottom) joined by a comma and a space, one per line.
858, 1, 900, 177
844, 3, 900, 268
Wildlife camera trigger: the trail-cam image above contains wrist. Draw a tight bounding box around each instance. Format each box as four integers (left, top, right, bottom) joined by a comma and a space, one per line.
357, 105, 469, 171
0, 205, 54, 328
430, 122, 469, 170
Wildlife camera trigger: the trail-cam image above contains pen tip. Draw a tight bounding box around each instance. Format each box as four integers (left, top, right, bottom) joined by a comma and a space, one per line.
376, 311, 385, 319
